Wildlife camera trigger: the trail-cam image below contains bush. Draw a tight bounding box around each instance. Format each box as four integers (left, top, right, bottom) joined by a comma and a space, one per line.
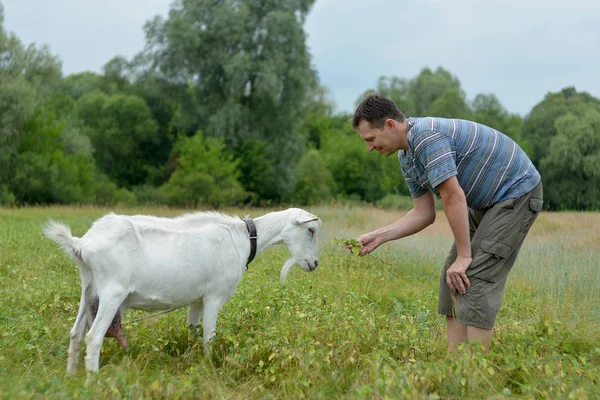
320, 124, 407, 203
94, 176, 136, 206
160, 131, 246, 207
292, 149, 334, 205
0, 185, 15, 205
133, 184, 165, 205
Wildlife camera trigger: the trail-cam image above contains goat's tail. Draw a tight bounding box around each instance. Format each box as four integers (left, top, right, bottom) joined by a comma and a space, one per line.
43, 219, 84, 262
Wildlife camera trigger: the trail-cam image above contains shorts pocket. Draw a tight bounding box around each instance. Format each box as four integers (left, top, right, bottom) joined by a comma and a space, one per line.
466, 240, 512, 282
520, 198, 543, 233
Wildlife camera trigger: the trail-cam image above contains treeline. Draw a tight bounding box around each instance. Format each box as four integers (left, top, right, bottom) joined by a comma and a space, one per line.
1, 1, 599, 211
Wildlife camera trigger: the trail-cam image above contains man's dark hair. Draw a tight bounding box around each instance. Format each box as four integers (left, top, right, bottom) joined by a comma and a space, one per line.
352, 94, 406, 129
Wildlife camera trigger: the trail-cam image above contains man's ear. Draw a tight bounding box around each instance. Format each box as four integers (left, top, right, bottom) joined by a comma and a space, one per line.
386, 118, 396, 130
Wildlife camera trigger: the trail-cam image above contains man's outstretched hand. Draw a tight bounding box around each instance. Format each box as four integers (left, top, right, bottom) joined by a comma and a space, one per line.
356, 232, 382, 256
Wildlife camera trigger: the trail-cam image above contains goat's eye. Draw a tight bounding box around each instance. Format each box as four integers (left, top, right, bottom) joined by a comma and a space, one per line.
308, 227, 315, 235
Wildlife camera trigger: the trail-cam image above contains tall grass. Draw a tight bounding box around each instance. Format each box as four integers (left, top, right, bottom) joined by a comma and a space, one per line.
0, 205, 598, 399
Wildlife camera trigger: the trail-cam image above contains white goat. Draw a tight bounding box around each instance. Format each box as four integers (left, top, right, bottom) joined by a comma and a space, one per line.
43, 208, 321, 373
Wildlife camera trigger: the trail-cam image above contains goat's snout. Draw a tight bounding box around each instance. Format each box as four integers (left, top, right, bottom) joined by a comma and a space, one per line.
308, 259, 319, 271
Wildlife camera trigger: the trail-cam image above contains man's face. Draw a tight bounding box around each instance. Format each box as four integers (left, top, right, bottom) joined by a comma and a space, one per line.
356, 119, 400, 156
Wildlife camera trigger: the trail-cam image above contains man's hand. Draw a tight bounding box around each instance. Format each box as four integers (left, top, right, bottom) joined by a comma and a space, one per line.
356, 232, 381, 256
446, 256, 472, 295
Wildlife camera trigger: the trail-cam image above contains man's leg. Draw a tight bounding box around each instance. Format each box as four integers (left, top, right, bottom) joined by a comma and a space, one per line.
446, 316, 466, 352
440, 208, 483, 352
466, 325, 493, 352
452, 183, 543, 352
447, 318, 493, 353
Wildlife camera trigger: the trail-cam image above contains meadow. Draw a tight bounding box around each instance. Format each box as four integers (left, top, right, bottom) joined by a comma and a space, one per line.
0, 205, 598, 399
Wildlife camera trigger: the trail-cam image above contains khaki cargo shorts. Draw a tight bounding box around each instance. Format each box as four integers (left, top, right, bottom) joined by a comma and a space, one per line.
438, 182, 543, 330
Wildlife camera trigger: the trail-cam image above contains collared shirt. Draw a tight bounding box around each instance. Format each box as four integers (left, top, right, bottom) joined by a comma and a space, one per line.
399, 117, 540, 210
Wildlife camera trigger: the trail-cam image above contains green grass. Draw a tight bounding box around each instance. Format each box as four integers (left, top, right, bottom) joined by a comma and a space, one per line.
1, 205, 598, 399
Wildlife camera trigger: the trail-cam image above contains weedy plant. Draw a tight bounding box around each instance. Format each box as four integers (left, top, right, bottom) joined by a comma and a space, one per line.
332, 237, 396, 268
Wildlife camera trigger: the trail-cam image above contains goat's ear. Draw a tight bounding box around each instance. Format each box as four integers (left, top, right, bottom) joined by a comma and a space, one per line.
296, 217, 320, 225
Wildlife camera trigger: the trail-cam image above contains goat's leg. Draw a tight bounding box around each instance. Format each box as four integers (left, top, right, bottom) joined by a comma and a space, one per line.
201, 296, 227, 354
188, 302, 203, 342
84, 288, 127, 372
67, 288, 89, 375
85, 285, 128, 350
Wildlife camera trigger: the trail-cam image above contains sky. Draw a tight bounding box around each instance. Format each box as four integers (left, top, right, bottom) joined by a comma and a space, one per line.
3, 0, 599, 116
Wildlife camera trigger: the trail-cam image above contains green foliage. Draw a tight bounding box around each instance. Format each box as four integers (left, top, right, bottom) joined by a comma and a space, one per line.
471, 93, 528, 151
129, 73, 189, 181
409, 67, 463, 116
76, 90, 161, 187
301, 85, 337, 150
2, 105, 102, 204
425, 87, 473, 120
292, 149, 334, 205
321, 123, 406, 203
2, 1, 600, 210
522, 87, 600, 166
144, 0, 318, 201
160, 131, 245, 207
0, 17, 61, 148
0, 20, 133, 205
356, 76, 415, 115
234, 138, 279, 204
472, 93, 509, 128
332, 237, 362, 255
97, 56, 132, 94
0, 184, 15, 205
356, 67, 464, 117
541, 110, 600, 210
57, 71, 102, 100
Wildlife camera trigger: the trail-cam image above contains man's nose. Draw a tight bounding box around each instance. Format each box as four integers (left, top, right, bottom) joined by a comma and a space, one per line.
367, 144, 375, 152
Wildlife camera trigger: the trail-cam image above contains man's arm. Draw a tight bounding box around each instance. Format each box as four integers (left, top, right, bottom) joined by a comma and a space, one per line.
357, 191, 436, 255
437, 176, 472, 294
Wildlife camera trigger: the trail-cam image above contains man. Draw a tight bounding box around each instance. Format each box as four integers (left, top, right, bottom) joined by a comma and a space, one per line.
352, 94, 543, 352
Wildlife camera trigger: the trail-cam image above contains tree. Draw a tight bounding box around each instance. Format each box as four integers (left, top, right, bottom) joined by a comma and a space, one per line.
9, 104, 102, 204
143, 0, 318, 202
129, 73, 189, 184
409, 67, 463, 116
355, 67, 466, 118
76, 91, 160, 188
522, 87, 600, 166
471, 93, 526, 150
0, 7, 66, 203
97, 56, 131, 94
57, 72, 102, 100
0, 9, 62, 147
425, 87, 472, 119
234, 138, 278, 204
541, 109, 600, 210
356, 76, 415, 115
472, 93, 507, 126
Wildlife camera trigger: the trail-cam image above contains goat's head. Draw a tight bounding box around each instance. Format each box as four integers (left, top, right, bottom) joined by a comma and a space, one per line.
279, 208, 321, 284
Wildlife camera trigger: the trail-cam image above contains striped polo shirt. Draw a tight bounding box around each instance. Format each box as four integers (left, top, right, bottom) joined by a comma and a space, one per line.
398, 117, 540, 210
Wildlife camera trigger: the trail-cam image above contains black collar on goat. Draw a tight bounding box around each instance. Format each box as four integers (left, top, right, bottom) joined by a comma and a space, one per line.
243, 218, 257, 268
